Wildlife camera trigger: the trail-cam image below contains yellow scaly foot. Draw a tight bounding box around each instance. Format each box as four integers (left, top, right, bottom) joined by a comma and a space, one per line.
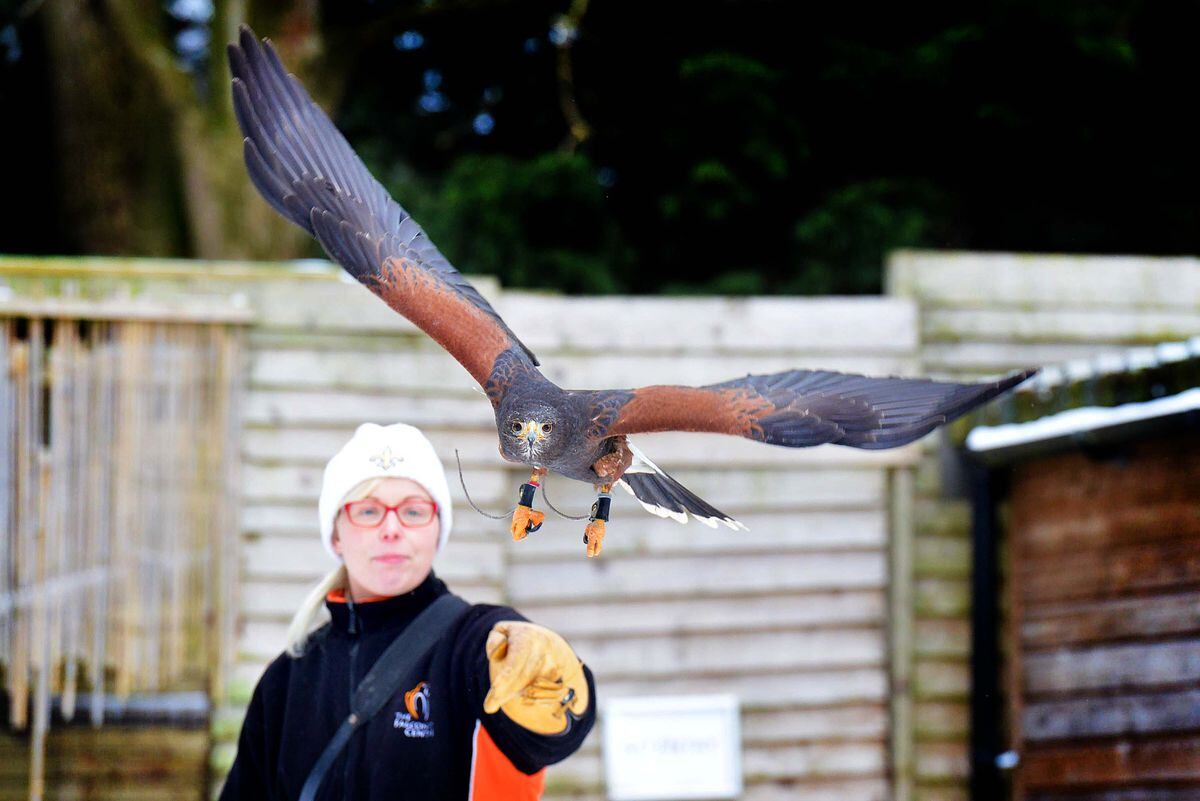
510, 506, 545, 541
511, 470, 546, 541
583, 483, 612, 557
584, 519, 606, 557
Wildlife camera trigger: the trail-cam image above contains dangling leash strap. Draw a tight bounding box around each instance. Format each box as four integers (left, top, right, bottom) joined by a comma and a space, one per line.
299, 594, 471, 801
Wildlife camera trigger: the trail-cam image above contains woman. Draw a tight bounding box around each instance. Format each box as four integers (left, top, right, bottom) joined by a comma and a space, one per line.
220, 422, 595, 800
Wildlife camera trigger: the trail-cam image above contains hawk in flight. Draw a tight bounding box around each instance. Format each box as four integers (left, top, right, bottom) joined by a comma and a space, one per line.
228, 27, 1033, 556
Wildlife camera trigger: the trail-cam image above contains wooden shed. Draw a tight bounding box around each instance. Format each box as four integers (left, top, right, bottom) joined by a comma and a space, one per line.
964, 343, 1200, 801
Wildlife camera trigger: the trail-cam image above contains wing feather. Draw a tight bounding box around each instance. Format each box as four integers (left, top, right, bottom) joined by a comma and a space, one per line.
590, 369, 1036, 449
228, 26, 538, 390
616, 441, 746, 530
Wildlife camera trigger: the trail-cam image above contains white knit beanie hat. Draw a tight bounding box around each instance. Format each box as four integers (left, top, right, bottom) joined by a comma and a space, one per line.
318, 422, 454, 562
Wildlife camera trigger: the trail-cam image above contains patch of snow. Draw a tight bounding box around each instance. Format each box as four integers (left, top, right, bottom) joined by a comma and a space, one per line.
1023, 336, 1200, 392
967, 387, 1200, 452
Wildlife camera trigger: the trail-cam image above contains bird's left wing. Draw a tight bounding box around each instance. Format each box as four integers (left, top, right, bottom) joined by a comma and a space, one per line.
587, 368, 1035, 449
228, 26, 538, 393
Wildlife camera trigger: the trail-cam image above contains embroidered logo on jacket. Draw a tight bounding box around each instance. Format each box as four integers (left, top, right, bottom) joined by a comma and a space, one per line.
394, 681, 435, 738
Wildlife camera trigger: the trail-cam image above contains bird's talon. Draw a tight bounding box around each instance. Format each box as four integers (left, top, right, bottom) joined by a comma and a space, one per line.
584, 519, 606, 557
510, 506, 545, 541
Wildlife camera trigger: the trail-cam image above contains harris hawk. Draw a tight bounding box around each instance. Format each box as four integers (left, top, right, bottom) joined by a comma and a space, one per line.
227, 27, 1034, 557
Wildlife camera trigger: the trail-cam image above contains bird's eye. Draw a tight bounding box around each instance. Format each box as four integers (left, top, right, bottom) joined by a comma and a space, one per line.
541, 422, 553, 433
510, 421, 523, 434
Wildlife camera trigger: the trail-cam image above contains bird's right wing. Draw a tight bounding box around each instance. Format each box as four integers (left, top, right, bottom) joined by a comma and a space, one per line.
228, 26, 538, 397
589, 368, 1036, 449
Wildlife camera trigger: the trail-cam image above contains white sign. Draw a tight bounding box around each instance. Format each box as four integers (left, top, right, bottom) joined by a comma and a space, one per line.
602, 694, 742, 801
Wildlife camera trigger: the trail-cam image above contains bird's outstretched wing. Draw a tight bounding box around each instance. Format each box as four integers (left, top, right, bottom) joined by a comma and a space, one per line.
227, 26, 537, 393
588, 368, 1035, 449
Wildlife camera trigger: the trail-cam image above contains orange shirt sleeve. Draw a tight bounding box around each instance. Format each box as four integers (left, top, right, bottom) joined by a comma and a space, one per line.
468, 720, 547, 801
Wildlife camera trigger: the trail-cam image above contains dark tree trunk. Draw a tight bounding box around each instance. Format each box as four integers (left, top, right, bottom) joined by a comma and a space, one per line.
42, 0, 186, 256
38, 0, 341, 260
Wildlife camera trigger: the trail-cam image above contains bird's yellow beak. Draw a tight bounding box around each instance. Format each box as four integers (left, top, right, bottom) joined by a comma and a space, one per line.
518, 421, 545, 444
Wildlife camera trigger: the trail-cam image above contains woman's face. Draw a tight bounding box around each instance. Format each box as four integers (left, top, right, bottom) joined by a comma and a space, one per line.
332, 477, 440, 599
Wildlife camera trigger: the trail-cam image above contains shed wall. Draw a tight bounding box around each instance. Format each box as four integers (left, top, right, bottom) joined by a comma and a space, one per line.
1008, 432, 1200, 799
887, 251, 1200, 801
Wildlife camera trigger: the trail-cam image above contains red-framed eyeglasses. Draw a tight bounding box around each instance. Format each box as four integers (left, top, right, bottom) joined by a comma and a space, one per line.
342, 498, 438, 528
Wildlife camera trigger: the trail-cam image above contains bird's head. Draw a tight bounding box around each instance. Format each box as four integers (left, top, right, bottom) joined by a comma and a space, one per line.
501, 403, 569, 465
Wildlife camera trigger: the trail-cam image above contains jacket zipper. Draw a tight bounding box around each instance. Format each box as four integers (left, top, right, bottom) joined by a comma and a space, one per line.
344, 597, 360, 801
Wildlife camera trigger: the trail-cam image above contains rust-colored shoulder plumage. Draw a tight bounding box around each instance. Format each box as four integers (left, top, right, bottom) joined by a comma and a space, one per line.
227, 26, 537, 393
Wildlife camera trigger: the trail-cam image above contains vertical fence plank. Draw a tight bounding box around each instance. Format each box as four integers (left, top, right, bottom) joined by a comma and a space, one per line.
141, 322, 163, 692
182, 326, 204, 675
47, 320, 69, 693
9, 333, 30, 730
128, 321, 148, 699
211, 325, 243, 703
165, 325, 184, 684
890, 466, 916, 801
0, 320, 11, 677
24, 319, 45, 728
201, 326, 222, 699
112, 322, 137, 699
61, 319, 90, 720
28, 317, 49, 801
30, 449, 52, 801
88, 321, 115, 726
184, 324, 202, 679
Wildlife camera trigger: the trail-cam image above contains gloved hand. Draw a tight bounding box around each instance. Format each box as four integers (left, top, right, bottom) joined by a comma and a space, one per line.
482, 621, 590, 735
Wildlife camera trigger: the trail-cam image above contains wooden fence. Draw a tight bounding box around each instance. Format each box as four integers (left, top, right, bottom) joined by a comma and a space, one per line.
0, 283, 246, 800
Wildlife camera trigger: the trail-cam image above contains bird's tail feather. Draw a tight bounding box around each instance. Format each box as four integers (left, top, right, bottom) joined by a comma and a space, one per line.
616, 442, 747, 531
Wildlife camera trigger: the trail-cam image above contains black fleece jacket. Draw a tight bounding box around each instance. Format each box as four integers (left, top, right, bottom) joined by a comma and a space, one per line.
219, 573, 595, 800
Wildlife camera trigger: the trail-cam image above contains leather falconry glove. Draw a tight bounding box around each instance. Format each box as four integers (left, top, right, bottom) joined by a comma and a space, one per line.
482, 621, 589, 735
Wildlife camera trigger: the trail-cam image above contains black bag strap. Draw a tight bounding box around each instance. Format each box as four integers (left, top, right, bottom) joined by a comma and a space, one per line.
298, 593, 471, 801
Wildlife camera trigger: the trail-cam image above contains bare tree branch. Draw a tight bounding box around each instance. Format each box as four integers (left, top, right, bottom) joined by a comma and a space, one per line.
555, 0, 591, 152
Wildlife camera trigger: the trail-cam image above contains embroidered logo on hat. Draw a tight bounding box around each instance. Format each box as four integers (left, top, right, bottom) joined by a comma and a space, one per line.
369, 447, 404, 470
